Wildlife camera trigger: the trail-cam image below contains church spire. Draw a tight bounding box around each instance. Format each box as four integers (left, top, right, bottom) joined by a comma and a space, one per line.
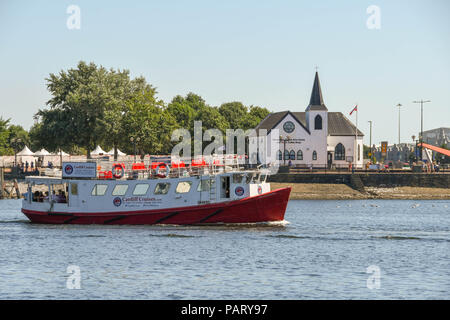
306, 71, 328, 111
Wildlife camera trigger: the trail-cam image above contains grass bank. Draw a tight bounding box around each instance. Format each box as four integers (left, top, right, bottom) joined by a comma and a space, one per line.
271, 183, 450, 200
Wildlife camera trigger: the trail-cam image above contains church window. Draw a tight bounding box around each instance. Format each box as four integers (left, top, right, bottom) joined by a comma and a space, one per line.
289, 150, 295, 160
297, 150, 303, 160
335, 143, 345, 160
312, 151, 317, 160
284, 150, 290, 160
278, 150, 282, 160
314, 115, 322, 130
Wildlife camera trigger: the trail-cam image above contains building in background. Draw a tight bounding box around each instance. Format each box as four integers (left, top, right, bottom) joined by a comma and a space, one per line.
421, 127, 450, 148
253, 72, 364, 169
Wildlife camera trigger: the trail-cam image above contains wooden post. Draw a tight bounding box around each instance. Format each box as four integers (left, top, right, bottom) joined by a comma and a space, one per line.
13, 179, 21, 199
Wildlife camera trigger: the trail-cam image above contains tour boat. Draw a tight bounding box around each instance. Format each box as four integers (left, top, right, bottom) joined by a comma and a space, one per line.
21, 156, 291, 225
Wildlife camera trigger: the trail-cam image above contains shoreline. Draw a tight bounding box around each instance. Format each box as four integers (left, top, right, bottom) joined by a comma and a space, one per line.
270, 183, 450, 200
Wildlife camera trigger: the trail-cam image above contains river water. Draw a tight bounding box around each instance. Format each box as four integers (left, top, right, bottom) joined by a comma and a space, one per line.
0, 199, 449, 299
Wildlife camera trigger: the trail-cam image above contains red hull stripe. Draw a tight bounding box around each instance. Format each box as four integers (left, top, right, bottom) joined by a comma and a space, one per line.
22, 187, 291, 225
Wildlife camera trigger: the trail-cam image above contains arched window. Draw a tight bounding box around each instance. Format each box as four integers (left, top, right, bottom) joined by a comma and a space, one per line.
278, 150, 282, 160
289, 150, 295, 160
284, 150, 290, 160
297, 150, 303, 160
312, 151, 317, 160
314, 115, 322, 130
335, 143, 345, 160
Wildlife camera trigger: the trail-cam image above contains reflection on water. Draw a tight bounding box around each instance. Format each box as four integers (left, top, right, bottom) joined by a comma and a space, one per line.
0, 199, 449, 299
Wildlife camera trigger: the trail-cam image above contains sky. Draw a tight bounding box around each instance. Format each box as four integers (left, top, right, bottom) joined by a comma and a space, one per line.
0, 0, 449, 146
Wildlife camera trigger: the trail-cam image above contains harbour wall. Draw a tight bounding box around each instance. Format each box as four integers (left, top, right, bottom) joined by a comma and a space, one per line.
267, 173, 450, 190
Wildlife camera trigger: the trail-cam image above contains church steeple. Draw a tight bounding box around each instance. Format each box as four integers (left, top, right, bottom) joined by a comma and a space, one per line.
306, 71, 328, 111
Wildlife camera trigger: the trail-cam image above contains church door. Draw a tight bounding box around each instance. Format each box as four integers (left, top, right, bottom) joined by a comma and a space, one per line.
327, 152, 333, 169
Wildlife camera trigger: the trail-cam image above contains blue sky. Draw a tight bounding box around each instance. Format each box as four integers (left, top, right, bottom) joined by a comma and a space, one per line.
0, 0, 449, 145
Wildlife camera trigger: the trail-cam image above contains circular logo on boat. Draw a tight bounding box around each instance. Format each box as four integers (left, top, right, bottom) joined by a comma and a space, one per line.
64, 164, 73, 175
258, 186, 263, 194
113, 197, 122, 207
235, 186, 244, 197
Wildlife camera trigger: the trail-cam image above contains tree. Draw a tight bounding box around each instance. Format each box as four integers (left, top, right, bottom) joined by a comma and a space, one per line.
36, 61, 158, 158
0, 117, 11, 155
219, 102, 247, 130
121, 88, 177, 156
241, 105, 270, 130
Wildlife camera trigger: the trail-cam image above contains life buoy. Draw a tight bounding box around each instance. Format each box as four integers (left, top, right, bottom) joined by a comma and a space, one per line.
155, 163, 170, 178
112, 164, 124, 179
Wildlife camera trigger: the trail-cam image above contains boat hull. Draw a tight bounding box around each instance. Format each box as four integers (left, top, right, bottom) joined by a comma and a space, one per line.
21, 187, 291, 225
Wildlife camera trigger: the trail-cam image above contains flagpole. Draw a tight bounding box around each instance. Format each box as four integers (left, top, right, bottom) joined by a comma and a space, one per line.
355, 107, 358, 169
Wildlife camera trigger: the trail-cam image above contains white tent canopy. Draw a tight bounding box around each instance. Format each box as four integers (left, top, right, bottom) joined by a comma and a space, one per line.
91, 145, 107, 155
34, 148, 51, 156
55, 150, 69, 156
107, 148, 126, 156
17, 146, 35, 156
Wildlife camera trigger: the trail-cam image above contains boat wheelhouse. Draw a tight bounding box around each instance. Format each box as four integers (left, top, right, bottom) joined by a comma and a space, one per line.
21, 155, 290, 225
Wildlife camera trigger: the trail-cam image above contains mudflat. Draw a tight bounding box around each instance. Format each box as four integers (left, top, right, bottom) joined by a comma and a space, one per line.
271, 182, 450, 200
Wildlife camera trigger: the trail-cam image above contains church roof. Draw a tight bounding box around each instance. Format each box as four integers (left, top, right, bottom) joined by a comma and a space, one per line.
255, 111, 364, 136
305, 72, 328, 111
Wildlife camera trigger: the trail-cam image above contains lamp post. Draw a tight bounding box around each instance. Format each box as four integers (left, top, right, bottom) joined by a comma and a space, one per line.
11, 137, 22, 167
411, 135, 417, 162
413, 100, 431, 160
279, 135, 290, 166
396, 103, 402, 145
368, 121, 373, 162
130, 137, 140, 162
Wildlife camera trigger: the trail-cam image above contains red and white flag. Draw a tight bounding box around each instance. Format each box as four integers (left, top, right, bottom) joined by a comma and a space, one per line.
349, 105, 358, 115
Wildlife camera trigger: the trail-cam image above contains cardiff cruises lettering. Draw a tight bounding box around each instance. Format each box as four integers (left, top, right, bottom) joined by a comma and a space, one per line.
120, 196, 162, 208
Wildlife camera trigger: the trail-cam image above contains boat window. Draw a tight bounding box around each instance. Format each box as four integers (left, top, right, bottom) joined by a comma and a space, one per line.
133, 184, 149, 195
245, 173, 252, 184
197, 179, 215, 192
233, 173, 244, 184
260, 174, 267, 182
176, 181, 192, 193
112, 184, 128, 196
70, 183, 78, 196
92, 184, 108, 196
154, 183, 170, 195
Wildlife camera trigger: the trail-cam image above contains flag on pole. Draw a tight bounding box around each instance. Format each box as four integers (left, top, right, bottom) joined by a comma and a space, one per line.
349, 105, 358, 115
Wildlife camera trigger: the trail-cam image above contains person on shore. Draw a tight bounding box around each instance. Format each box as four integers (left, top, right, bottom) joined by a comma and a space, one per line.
31, 161, 34, 171
25, 161, 29, 172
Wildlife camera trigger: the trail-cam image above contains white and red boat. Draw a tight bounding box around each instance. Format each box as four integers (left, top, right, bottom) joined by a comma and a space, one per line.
21, 156, 290, 225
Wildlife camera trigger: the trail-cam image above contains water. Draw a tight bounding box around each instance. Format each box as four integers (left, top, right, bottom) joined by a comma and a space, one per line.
0, 199, 449, 299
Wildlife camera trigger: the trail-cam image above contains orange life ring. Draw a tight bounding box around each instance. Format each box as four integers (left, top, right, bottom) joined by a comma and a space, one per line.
112, 164, 124, 179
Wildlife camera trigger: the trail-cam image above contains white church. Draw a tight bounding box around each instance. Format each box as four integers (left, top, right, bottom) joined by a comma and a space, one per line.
253, 72, 364, 169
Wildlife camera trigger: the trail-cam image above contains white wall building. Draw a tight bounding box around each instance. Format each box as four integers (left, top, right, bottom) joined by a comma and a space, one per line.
253, 72, 364, 169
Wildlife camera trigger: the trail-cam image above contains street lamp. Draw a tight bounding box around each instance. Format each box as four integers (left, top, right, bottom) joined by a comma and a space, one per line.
368, 121, 373, 162
11, 137, 22, 167
396, 103, 402, 145
130, 137, 141, 162
413, 100, 431, 160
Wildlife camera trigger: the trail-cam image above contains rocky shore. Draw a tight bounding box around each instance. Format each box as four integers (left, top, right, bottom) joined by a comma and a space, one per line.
271, 183, 450, 200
